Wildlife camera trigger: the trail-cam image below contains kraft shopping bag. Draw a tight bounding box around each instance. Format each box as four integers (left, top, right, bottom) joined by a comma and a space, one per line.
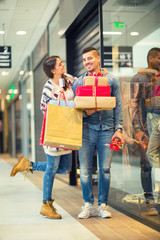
43, 103, 83, 150
39, 99, 75, 146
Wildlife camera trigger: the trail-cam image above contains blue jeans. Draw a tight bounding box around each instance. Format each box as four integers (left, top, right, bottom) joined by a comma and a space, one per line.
32, 153, 72, 202
147, 113, 160, 167
79, 122, 113, 205
32, 153, 72, 174
139, 146, 153, 200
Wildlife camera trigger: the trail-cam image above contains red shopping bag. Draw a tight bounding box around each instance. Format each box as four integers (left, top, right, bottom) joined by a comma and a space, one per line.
39, 107, 47, 145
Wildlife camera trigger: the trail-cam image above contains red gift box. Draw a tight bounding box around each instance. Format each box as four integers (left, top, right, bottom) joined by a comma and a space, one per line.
76, 86, 110, 97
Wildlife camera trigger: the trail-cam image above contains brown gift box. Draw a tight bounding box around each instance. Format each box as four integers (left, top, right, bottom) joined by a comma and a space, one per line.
74, 96, 116, 110
83, 76, 108, 86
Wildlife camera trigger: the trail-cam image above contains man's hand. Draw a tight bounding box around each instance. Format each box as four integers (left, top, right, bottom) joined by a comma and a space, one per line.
112, 131, 124, 143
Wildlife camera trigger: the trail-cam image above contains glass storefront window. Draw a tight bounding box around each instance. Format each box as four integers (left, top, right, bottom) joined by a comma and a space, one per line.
102, 0, 160, 229
26, 78, 32, 160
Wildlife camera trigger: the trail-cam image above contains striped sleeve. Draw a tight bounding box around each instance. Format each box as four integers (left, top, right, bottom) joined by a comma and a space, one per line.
40, 82, 53, 113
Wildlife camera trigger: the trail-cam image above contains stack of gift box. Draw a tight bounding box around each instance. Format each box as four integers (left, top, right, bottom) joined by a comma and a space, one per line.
74, 75, 116, 110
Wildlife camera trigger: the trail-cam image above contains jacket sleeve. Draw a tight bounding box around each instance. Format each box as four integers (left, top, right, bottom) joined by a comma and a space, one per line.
112, 76, 123, 130
40, 85, 53, 114
72, 75, 84, 97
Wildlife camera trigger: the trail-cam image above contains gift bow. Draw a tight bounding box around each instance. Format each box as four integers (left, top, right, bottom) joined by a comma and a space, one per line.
89, 72, 103, 108
110, 138, 125, 151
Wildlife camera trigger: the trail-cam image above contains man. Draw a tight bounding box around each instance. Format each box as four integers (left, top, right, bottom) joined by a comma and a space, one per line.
72, 47, 123, 219
130, 47, 160, 215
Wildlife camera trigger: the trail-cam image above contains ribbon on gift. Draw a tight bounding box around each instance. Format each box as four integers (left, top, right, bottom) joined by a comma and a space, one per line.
89, 72, 102, 86
92, 86, 97, 109
89, 72, 103, 108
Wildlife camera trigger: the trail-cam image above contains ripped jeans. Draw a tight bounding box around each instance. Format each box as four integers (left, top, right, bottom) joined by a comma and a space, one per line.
79, 123, 113, 205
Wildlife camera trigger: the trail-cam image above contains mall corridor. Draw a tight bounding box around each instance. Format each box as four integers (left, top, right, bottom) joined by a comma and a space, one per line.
0, 154, 159, 240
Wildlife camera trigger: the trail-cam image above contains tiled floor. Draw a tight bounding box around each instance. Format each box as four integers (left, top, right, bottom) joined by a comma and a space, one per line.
0, 154, 160, 240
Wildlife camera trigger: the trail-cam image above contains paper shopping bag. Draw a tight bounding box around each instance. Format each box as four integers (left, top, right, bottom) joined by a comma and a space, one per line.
43, 104, 83, 150
49, 99, 75, 108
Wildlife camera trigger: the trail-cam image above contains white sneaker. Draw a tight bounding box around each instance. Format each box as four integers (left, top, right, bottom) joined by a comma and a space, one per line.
78, 202, 97, 219
98, 203, 111, 218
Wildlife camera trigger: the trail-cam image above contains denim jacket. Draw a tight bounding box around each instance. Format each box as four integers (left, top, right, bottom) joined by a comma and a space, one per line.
72, 72, 123, 131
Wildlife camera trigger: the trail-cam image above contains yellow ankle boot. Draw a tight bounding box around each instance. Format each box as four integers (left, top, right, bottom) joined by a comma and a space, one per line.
40, 200, 62, 219
10, 155, 33, 177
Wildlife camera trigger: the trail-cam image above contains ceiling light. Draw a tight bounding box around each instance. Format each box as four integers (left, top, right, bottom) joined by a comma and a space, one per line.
58, 30, 65, 36
0, 31, 5, 34
130, 32, 139, 36
2, 71, 9, 76
8, 89, 13, 94
6, 95, 10, 100
16, 31, 27, 35
103, 32, 122, 35
13, 89, 18, 94
19, 70, 24, 75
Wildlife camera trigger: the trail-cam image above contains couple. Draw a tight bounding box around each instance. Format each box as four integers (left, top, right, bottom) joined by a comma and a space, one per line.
10, 47, 123, 220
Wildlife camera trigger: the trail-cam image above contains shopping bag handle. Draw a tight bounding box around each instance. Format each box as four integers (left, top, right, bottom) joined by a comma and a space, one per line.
58, 91, 68, 107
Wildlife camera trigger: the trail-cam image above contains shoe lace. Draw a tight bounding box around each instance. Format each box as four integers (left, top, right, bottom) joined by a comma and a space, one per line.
47, 202, 57, 213
81, 204, 91, 213
100, 204, 108, 212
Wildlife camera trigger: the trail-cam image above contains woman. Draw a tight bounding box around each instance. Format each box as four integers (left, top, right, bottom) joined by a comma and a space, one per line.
10, 56, 75, 219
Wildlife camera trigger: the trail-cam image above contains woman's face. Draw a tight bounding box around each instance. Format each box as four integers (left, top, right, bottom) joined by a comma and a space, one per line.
53, 57, 66, 76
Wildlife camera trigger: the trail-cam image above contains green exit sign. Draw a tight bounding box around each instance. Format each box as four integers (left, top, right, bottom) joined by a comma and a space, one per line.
7, 84, 15, 102
113, 22, 125, 29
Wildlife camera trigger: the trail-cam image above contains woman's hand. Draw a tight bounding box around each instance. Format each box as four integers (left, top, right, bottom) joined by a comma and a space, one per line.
101, 68, 109, 75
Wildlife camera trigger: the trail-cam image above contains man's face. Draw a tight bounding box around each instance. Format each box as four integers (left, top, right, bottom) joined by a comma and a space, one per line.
82, 50, 100, 73
149, 52, 160, 72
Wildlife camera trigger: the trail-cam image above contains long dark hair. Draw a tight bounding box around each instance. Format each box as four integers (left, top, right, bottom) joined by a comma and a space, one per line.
43, 56, 70, 91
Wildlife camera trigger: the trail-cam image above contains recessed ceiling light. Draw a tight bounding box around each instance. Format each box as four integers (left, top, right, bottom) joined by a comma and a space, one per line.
13, 89, 18, 94
16, 31, 27, 35
130, 32, 139, 36
58, 30, 65, 36
0, 31, 5, 35
103, 31, 122, 35
19, 70, 24, 75
2, 71, 9, 76
6, 95, 10, 100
